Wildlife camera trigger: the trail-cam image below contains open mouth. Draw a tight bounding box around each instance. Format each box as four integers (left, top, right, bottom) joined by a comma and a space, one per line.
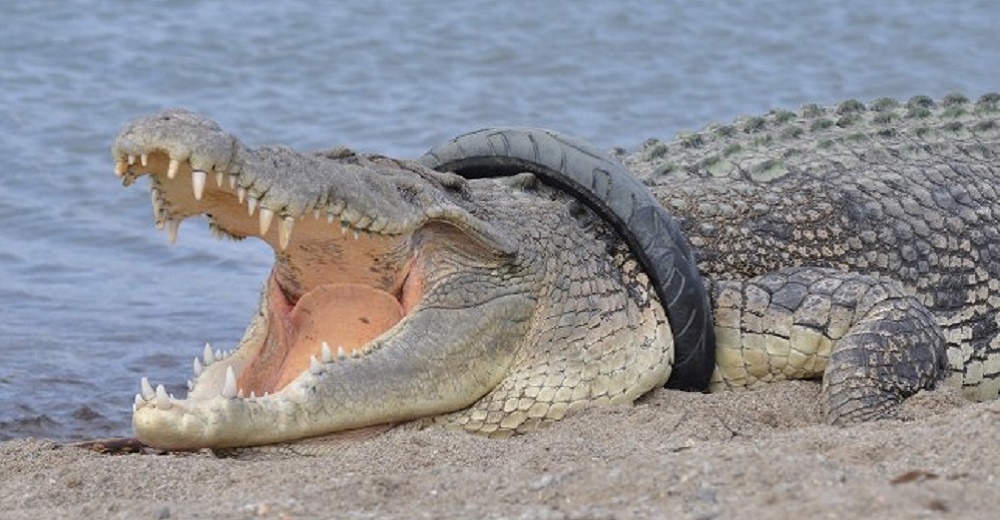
112, 110, 528, 449
119, 148, 427, 412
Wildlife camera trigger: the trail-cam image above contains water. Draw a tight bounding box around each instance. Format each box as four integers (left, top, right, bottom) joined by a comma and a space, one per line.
1, 0, 997, 442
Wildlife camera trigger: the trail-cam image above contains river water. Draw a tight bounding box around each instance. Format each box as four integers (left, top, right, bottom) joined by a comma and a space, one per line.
1, 0, 997, 441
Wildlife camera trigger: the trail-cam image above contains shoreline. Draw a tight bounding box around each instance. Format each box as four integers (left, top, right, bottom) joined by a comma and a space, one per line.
3, 381, 997, 519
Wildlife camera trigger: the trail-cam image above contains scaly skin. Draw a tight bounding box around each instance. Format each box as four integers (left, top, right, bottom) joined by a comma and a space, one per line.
111, 93, 1000, 451
621, 93, 1000, 415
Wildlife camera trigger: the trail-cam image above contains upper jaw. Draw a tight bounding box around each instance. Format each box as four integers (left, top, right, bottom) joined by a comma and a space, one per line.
112, 109, 422, 250
112, 109, 516, 257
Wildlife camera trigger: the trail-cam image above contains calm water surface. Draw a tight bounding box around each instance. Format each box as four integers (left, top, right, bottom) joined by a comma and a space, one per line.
1, 0, 998, 441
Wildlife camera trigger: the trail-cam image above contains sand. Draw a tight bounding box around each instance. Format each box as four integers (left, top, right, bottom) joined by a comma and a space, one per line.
2, 380, 997, 519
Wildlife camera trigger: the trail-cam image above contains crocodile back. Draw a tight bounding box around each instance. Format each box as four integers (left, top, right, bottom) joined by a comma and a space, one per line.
625, 94, 1000, 398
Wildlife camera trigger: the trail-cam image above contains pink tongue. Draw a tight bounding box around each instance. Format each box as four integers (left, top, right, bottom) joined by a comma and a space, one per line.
240, 282, 404, 395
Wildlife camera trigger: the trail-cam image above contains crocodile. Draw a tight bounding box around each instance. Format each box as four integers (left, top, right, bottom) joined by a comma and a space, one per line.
110, 93, 1000, 452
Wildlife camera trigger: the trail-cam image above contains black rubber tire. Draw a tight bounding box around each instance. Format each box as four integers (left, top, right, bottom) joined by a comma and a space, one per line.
419, 127, 715, 391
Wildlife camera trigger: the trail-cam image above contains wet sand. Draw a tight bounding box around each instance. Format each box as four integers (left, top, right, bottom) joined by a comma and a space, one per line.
3, 381, 997, 519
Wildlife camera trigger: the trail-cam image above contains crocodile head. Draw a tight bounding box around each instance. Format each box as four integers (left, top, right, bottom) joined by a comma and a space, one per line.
113, 110, 536, 449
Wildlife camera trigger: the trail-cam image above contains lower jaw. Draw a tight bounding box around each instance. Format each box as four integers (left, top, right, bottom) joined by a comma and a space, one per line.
215, 423, 398, 455
235, 274, 406, 397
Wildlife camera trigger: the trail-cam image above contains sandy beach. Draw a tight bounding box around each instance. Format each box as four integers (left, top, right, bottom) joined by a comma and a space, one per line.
3, 381, 997, 519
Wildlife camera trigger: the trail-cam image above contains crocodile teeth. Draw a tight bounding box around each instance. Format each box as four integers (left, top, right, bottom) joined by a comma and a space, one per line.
279, 217, 295, 250
155, 384, 171, 409
228, 175, 237, 190
237, 186, 246, 204
259, 208, 274, 235
128, 154, 136, 166
247, 196, 258, 216
167, 158, 180, 179
115, 158, 128, 176
140, 377, 156, 400
309, 355, 323, 375
209, 223, 224, 240
192, 170, 207, 200
140, 153, 148, 166
150, 188, 163, 220
340, 222, 348, 235
165, 219, 180, 244
133, 393, 144, 410
321, 341, 333, 363
353, 229, 360, 240
222, 366, 237, 399
215, 170, 224, 187
203, 342, 215, 365
337, 345, 347, 360
193, 356, 203, 376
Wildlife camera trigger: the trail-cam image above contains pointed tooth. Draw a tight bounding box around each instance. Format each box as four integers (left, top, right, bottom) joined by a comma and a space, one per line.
327, 213, 335, 224
115, 158, 128, 176
140, 377, 155, 400
209, 223, 223, 240
279, 217, 295, 250
203, 342, 215, 365
192, 170, 207, 200
250, 391, 256, 399
309, 355, 323, 375
187, 379, 194, 391
155, 384, 171, 409
228, 174, 237, 190
165, 219, 180, 244
313, 208, 321, 220
141, 153, 148, 166
337, 346, 347, 359
150, 189, 163, 220
222, 366, 237, 398
341, 222, 348, 235
167, 158, 180, 179
247, 196, 258, 216
321, 342, 333, 363
193, 356, 203, 376
259, 208, 274, 235
134, 393, 144, 407
237, 186, 246, 204
215, 170, 224, 187
353, 229, 360, 240
237, 388, 244, 399
128, 154, 136, 165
